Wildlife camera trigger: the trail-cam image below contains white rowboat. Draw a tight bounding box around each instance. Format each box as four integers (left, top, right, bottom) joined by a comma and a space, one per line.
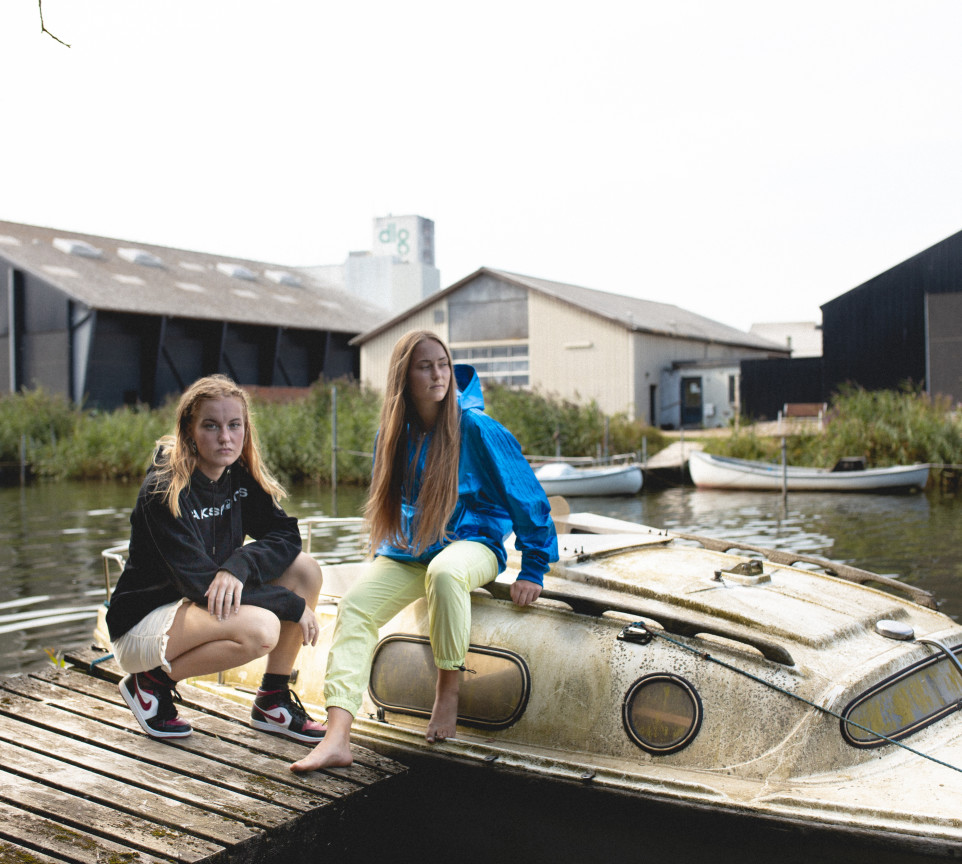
688, 450, 930, 493
534, 461, 643, 496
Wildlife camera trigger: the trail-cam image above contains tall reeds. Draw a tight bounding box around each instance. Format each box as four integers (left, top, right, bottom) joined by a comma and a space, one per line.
711, 385, 962, 468
2, 378, 657, 483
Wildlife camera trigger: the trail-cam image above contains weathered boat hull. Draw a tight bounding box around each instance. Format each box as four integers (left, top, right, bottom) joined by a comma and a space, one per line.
95, 510, 962, 854
534, 462, 643, 496
688, 450, 930, 492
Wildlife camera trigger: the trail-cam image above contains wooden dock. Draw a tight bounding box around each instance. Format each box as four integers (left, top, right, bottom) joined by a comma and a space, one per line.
0, 649, 407, 863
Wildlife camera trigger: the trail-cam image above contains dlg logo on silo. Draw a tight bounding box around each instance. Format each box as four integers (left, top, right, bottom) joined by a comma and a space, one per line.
378, 223, 410, 258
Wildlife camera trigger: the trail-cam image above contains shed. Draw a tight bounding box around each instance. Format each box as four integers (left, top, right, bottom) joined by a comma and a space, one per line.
821, 227, 962, 405
352, 268, 788, 428
0, 221, 387, 408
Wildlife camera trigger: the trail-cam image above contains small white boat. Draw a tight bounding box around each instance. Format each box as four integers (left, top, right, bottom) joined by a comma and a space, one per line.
534, 461, 643, 496
688, 450, 930, 493
94, 505, 962, 854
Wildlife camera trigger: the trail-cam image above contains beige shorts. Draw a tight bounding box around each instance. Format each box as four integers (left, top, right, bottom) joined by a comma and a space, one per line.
111, 598, 189, 675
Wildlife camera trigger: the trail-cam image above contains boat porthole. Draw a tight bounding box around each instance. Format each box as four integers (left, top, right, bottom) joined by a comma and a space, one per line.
622, 673, 703, 755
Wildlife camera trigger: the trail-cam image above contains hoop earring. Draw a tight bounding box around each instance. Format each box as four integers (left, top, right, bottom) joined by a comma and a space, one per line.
188, 439, 198, 455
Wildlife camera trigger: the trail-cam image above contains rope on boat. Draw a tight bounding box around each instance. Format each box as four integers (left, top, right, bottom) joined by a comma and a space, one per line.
624, 622, 962, 776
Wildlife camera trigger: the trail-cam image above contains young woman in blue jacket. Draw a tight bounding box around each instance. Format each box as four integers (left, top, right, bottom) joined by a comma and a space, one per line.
106, 375, 325, 741
292, 330, 557, 772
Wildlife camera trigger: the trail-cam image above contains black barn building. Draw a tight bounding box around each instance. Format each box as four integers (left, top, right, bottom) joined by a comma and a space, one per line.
821, 229, 962, 405
1, 221, 387, 408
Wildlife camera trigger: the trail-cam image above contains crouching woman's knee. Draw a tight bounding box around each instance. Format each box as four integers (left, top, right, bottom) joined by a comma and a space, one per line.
240, 607, 282, 658
281, 552, 323, 601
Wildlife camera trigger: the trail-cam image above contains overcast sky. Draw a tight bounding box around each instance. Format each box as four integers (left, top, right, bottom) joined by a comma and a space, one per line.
4, 1, 962, 330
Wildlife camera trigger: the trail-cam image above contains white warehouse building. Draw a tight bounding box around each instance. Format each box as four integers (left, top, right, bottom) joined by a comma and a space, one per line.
352, 267, 789, 429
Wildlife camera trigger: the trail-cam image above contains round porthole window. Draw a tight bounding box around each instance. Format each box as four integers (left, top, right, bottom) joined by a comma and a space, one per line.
622, 673, 703, 755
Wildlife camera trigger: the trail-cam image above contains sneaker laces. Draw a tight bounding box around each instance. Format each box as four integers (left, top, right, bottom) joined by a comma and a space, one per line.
277, 688, 309, 723
154, 683, 184, 723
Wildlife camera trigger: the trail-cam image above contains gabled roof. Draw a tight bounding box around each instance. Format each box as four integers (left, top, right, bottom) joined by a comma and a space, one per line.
0, 220, 388, 333
353, 267, 788, 354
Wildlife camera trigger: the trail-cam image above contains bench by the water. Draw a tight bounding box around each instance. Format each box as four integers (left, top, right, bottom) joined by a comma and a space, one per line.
0, 648, 406, 863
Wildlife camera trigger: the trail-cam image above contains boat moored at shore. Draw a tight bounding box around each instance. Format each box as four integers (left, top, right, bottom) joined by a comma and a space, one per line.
533, 461, 643, 496
688, 450, 931, 493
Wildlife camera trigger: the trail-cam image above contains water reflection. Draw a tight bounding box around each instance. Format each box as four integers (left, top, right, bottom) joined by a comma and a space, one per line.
1, 480, 960, 675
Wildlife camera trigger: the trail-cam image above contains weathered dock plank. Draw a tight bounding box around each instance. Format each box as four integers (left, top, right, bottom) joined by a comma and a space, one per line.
0, 657, 408, 863
0, 768, 224, 861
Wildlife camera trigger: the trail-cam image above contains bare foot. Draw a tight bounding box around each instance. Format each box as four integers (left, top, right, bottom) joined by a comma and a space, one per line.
290, 737, 353, 772
426, 669, 460, 744
290, 706, 353, 772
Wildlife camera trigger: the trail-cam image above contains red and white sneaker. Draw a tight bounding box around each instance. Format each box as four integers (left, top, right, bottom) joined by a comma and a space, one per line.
119, 672, 192, 738
250, 688, 326, 742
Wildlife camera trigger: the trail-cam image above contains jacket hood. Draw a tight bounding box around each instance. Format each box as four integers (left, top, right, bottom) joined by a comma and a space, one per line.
455, 364, 484, 412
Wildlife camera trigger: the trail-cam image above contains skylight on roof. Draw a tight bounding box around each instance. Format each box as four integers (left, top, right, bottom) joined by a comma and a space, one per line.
0, 235, 21, 246
180, 261, 205, 272
53, 238, 103, 258
42, 265, 80, 278
176, 282, 205, 293
118, 247, 164, 267
231, 288, 258, 299
114, 274, 146, 286
265, 269, 302, 287
217, 263, 257, 281
273, 294, 297, 304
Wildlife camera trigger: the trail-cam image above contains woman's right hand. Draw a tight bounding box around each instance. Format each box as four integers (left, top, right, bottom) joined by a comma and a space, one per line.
205, 570, 243, 620
298, 607, 319, 647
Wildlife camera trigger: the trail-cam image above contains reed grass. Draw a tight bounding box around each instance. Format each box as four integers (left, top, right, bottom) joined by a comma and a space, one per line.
2, 378, 658, 484
709, 386, 962, 467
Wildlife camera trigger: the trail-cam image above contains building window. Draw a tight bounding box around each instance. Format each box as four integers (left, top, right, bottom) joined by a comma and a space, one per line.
451, 343, 529, 387
728, 374, 737, 404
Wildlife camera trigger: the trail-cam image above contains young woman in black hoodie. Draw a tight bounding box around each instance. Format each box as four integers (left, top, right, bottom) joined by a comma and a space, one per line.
106, 375, 326, 741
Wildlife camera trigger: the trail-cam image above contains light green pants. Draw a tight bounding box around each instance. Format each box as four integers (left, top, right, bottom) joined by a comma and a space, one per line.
324, 540, 498, 717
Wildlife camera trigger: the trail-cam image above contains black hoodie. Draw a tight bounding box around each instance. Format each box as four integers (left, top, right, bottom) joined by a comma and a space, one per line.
106, 460, 304, 640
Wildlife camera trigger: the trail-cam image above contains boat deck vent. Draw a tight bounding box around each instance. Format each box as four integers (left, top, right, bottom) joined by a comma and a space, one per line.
875, 619, 915, 641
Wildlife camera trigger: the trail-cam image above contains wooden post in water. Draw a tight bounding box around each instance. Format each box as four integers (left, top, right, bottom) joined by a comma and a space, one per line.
781, 436, 788, 500
331, 386, 338, 494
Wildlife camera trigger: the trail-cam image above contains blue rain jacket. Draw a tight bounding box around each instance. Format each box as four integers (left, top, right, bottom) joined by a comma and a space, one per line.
376, 365, 558, 585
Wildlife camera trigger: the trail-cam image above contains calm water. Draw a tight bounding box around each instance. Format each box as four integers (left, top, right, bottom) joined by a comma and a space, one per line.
2, 480, 960, 674
2, 480, 961, 863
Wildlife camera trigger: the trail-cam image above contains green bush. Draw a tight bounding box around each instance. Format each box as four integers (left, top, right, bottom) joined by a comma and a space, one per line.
0, 388, 76, 467
2, 380, 668, 483
483, 383, 665, 459
709, 386, 962, 467
253, 378, 381, 485
33, 404, 173, 480
801, 385, 962, 466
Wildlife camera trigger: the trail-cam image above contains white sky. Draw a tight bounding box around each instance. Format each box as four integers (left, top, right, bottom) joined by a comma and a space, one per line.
4, 1, 962, 331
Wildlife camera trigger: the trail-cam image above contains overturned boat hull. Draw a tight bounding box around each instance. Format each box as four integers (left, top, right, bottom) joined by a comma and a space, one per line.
95, 509, 962, 854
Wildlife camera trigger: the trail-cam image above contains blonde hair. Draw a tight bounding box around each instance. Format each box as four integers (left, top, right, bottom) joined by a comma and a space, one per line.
365, 331, 461, 555
152, 374, 286, 517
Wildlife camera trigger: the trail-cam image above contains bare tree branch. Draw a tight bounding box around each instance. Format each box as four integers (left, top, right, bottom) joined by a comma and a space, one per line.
38, 0, 70, 47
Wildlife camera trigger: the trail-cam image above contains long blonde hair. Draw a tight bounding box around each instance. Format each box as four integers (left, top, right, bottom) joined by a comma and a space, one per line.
365, 331, 461, 555
152, 374, 286, 517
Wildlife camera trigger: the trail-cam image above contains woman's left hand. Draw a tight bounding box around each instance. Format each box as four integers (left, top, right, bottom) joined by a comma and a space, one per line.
510, 579, 542, 607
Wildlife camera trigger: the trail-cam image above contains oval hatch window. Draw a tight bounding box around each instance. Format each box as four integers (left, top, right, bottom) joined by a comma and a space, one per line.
369, 634, 530, 730
623, 673, 703, 755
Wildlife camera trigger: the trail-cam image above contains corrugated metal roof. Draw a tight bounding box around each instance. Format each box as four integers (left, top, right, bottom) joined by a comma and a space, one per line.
0, 220, 388, 333
353, 266, 789, 354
